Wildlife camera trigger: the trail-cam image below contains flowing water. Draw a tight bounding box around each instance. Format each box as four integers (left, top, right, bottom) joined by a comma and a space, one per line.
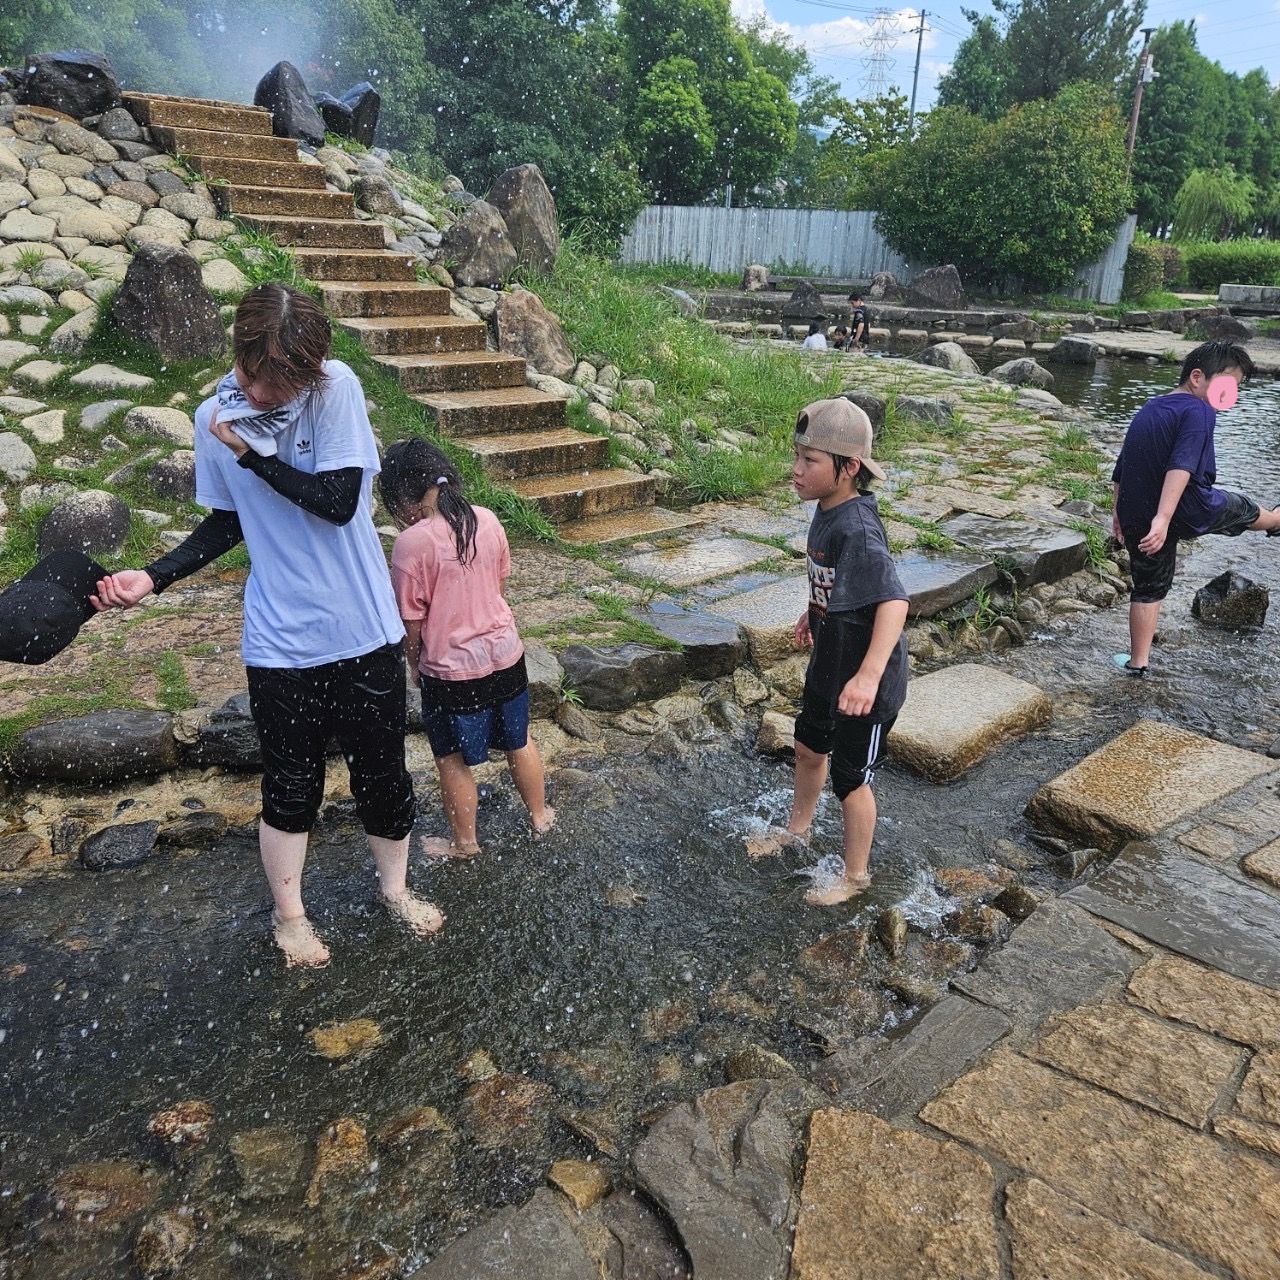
3, 355, 1280, 1276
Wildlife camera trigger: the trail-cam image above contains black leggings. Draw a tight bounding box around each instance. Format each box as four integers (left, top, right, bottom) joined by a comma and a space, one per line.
246, 643, 416, 839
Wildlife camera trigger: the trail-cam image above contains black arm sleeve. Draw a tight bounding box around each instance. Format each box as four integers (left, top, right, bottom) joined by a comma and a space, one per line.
236, 453, 363, 525
143, 508, 245, 594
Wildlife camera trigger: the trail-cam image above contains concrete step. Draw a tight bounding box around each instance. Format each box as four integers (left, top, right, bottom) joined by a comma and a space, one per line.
150, 125, 300, 163
123, 92, 273, 135
377, 351, 527, 393
214, 184, 355, 219
238, 215, 384, 249
294, 249, 416, 282
414, 387, 568, 436
558, 506, 706, 547
459, 428, 610, 480
336, 315, 487, 355
190, 155, 327, 190
318, 281, 451, 317
511, 468, 656, 523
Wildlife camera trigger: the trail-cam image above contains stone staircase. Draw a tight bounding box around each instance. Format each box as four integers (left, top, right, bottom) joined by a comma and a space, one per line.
121, 91, 699, 544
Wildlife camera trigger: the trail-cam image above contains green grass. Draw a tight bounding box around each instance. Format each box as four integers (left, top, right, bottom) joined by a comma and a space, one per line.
154, 651, 196, 711
523, 237, 841, 504
1069, 518, 1110, 572
609, 260, 741, 290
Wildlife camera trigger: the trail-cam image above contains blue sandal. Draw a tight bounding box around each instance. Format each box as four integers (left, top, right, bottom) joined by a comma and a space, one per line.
1112, 653, 1147, 677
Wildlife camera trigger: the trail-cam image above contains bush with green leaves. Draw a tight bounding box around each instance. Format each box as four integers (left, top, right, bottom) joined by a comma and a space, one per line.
874, 83, 1132, 292
1122, 240, 1166, 300
1172, 167, 1257, 241
1178, 239, 1280, 289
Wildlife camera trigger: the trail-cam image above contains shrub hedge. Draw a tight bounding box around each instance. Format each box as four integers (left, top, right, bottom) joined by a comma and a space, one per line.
1122, 241, 1165, 299
1178, 240, 1280, 289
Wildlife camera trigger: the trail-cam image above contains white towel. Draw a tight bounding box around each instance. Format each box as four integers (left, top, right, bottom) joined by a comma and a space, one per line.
214, 370, 309, 457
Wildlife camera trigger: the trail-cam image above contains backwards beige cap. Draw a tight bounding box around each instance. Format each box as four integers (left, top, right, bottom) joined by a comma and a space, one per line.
794, 397, 885, 480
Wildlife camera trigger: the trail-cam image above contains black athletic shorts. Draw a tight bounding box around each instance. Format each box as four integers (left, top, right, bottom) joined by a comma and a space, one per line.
793, 693, 894, 800
1124, 490, 1260, 603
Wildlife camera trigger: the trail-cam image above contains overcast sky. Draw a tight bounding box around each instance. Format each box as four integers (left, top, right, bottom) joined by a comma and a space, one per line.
731, 0, 1280, 111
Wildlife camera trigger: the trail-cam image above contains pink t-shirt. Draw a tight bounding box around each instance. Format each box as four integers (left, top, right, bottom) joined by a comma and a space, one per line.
390, 506, 523, 681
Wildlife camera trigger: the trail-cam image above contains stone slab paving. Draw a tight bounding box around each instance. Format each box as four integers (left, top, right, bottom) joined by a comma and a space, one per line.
618, 536, 775, 587
1067, 840, 1280, 987
1025, 719, 1277, 846
789, 1111, 1000, 1279
939, 513, 1089, 589
888, 663, 1052, 782
894, 549, 997, 617
703, 574, 807, 666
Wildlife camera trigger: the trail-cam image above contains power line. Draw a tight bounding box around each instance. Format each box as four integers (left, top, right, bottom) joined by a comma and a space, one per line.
859, 7, 900, 97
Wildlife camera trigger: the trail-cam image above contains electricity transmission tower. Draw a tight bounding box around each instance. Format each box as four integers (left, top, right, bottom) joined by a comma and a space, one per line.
860, 8, 899, 98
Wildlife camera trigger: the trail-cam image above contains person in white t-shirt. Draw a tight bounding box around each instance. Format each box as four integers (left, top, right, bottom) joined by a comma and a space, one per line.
802, 320, 828, 350
93, 283, 442, 968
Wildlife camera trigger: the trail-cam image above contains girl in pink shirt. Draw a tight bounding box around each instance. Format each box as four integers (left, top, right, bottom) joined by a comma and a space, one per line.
382, 439, 554, 857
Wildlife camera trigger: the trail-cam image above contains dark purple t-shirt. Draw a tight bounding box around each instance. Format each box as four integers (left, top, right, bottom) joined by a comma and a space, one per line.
1111, 392, 1227, 536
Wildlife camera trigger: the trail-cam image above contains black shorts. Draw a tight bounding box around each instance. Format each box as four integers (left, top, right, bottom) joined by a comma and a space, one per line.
1124, 490, 1260, 603
793, 693, 894, 800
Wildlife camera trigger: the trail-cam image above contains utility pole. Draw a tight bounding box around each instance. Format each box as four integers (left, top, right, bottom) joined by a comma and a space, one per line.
1125, 27, 1156, 161
908, 9, 927, 134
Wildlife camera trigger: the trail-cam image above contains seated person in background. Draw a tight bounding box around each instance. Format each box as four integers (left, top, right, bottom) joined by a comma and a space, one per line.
801, 320, 828, 350
830, 325, 850, 351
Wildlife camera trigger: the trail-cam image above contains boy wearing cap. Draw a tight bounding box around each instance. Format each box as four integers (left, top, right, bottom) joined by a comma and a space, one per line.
747, 398, 909, 906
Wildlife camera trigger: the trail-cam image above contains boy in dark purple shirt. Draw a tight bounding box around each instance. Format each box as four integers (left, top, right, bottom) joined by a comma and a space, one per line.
1111, 340, 1280, 675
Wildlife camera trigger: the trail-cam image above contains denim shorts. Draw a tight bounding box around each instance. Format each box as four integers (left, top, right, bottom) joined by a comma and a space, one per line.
421, 686, 530, 766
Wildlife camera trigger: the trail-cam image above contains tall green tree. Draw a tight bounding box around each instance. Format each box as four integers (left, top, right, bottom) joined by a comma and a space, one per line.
814, 92, 910, 209
875, 83, 1131, 290
633, 56, 717, 204
1172, 167, 1257, 240
935, 15, 1011, 120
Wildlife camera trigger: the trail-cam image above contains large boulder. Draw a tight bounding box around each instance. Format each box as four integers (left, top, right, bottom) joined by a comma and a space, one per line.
312, 93, 354, 137
487, 164, 559, 274
13, 710, 178, 783
18, 50, 121, 118
741, 264, 769, 291
867, 270, 900, 301
37, 489, 131, 557
782, 280, 826, 323
439, 200, 518, 287
340, 82, 381, 147
110, 242, 225, 359
990, 318, 1042, 342
917, 341, 980, 375
558, 643, 685, 711
1192, 571, 1269, 630
1190, 314, 1255, 342
253, 62, 325, 146
905, 264, 967, 310
1047, 335, 1101, 364
353, 172, 402, 217
990, 357, 1054, 389
494, 286, 573, 378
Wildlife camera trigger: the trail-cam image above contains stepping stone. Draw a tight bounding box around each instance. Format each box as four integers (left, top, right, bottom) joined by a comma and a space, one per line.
0, 340, 41, 369
79, 398, 132, 431
1026, 720, 1275, 846
889, 663, 1051, 782
20, 408, 64, 444
413, 1188, 597, 1280
790, 1110, 999, 1280
619, 535, 771, 587
814, 995, 1011, 1117
17, 314, 50, 336
1243, 838, 1280, 889
0, 395, 47, 415
921, 1049, 1280, 1280
895, 549, 998, 617
1026, 1001, 1245, 1127
940, 513, 1089, 588
1067, 842, 1280, 988
1127, 952, 1280, 1050
704, 573, 807, 665
13, 360, 69, 391
951, 899, 1140, 1029
69, 363, 155, 391
629, 601, 744, 678
1006, 1177, 1220, 1280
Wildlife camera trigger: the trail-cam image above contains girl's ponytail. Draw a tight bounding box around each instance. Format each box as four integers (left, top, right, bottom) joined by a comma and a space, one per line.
380, 438, 478, 566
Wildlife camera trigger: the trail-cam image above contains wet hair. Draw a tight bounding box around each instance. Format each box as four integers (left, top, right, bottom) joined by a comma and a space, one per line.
848, 293, 864, 304
808, 319, 824, 336
828, 452, 875, 489
379, 437, 478, 567
1179, 340, 1255, 386
233, 283, 331, 397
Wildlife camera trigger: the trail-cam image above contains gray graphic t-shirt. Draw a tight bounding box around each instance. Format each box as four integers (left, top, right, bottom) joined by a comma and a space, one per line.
804, 492, 909, 722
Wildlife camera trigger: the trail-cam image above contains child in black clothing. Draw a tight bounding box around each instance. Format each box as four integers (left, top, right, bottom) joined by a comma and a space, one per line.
746, 399, 909, 905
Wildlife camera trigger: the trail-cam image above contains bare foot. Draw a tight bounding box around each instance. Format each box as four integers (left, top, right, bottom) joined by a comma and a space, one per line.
384, 891, 446, 938
271, 911, 331, 968
804, 872, 872, 907
532, 805, 557, 836
744, 825, 808, 860
419, 835, 481, 860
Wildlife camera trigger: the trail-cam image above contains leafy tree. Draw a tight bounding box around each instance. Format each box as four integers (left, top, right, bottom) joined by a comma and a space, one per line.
617, 0, 746, 86
1172, 167, 1257, 240
633, 56, 717, 204
936, 15, 1011, 120
814, 92, 910, 208
712, 65, 797, 196
875, 83, 1132, 290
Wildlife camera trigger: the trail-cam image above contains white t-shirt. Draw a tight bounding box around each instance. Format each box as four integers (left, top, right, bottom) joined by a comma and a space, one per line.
802, 333, 828, 349
193, 359, 404, 668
